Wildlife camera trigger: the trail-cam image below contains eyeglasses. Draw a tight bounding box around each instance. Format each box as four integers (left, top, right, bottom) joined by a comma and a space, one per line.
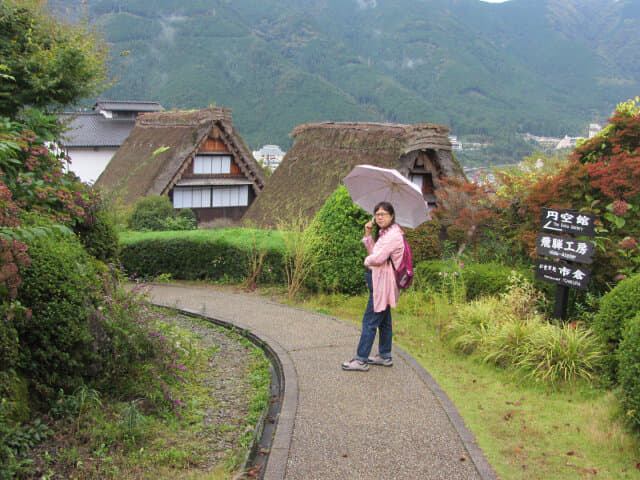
375, 212, 391, 218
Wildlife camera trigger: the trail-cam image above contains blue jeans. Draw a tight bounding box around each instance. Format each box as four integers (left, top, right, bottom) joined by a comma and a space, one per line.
356, 271, 393, 362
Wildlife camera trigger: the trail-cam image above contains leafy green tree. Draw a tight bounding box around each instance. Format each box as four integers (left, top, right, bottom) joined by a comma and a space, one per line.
0, 0, 107, 116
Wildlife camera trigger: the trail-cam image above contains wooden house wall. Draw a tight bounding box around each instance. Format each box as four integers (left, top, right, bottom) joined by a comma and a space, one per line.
171, 132, 257, 224
187, 188, 257, 224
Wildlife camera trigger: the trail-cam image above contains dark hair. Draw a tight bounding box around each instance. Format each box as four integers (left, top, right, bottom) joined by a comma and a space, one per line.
372, 201, 395, 241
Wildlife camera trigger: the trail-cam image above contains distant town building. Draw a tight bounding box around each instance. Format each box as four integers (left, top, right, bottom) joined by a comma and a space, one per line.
524, 121, 603, 151
252, 144, 286, 171
555, 135, 581, 150
588, 123, 602, 138
448, 135, 484, 151
448, 135, 463, 151
58, 100, 164, 183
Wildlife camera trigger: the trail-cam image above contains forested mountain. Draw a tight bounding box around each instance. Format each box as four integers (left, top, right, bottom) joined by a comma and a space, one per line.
51, 0, 640, 165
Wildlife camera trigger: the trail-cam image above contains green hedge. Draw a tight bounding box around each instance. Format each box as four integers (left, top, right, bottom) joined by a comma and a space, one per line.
617, 311, 640, 431
592, 273, 640, 381
415, 260, 539, 300
119, 229, 287, 284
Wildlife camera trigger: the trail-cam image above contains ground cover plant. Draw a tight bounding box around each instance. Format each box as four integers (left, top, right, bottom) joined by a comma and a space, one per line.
27, 310, 271, 479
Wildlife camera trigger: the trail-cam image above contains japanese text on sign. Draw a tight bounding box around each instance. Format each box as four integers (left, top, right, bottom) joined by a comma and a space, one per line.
540, 208, 596, 237
534, 259, 591, 291
536, 233, 594, 264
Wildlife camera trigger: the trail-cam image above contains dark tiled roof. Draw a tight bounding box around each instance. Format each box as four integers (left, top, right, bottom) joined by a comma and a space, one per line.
94, 100, 164, 112
59, 113, 136, 147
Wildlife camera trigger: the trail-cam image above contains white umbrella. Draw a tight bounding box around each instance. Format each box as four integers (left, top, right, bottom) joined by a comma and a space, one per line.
342, 164, 431, 229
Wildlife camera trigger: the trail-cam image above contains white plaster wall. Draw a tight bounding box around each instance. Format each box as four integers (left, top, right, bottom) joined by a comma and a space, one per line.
65, 148, 117, 184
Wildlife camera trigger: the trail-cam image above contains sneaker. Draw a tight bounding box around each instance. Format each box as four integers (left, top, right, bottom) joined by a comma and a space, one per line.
341, 358, 370, 371
367, 355, 393, 367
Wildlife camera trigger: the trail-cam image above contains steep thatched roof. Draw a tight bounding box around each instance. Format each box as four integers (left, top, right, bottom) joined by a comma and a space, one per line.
243, 121, 462, 228
95, 108, 265, 206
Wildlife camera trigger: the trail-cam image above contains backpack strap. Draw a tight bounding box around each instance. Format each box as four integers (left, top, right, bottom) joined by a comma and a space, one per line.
387, 256, 396, 271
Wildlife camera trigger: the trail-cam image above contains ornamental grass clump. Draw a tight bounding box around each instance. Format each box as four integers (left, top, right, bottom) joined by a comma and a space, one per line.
446, 271, 604, 384
446, 296, 502, 353
482, 316, 540, 367
515, 322, 605, 383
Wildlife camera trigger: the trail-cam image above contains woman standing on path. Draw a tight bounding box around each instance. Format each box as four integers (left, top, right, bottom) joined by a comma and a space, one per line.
342, 201, 405, 372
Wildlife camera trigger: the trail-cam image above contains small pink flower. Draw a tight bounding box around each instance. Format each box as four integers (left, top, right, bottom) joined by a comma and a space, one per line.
612, 200, 629, 217
620, 237, 638, 250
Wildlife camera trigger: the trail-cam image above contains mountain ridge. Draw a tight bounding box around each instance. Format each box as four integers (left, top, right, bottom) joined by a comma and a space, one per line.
52, 0, 640, 164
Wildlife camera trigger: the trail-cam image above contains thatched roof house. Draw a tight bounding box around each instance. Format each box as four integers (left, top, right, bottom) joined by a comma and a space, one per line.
243, 121, 464, 228
95, 108, 265, 224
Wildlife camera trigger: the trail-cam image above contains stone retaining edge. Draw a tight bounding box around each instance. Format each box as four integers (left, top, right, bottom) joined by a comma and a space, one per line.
154, 305, 295, 480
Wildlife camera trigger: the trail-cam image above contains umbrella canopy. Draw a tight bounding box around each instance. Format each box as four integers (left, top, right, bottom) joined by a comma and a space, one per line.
342, 164, 431, 229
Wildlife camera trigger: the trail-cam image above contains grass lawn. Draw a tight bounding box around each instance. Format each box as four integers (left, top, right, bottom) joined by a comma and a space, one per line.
283, 288, 640, 480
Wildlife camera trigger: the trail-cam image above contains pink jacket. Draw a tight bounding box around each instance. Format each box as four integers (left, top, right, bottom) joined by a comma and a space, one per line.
362, 223, 405, 312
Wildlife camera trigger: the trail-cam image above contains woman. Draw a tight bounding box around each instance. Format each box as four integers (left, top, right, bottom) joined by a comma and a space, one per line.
342, 201, 405, 371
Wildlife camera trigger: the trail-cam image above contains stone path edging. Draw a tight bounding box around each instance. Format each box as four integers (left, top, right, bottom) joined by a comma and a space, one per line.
159, 305, 296, 480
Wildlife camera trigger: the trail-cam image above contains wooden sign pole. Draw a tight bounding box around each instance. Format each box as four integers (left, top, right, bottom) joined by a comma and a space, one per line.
553, 284, 570, 320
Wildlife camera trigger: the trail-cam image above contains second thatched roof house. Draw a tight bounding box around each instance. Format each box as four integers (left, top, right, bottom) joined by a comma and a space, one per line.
95, 107, 265, 224
243, 121, 465, 228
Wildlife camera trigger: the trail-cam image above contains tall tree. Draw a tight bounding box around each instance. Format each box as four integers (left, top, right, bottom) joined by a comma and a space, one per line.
0, 0, 107, 117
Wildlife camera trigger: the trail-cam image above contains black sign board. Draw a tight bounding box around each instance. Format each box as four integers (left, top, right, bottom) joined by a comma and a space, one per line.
539, 208, 597, 237
536, 233, 594, 264
535, 259, 591, 291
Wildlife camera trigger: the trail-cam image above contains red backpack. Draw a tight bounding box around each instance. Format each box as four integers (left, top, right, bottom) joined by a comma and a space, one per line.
388, 234, 414, 289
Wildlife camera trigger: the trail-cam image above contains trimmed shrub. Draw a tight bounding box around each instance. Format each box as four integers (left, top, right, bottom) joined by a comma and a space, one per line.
127, 195, 195, 232
169, 208, 197, 230
405, 217, 441, 263
617, 311, 640, 431
592, 273, 640, 380
16, 235, 101, 402
74, 202, 120, 263
463, 263, 517, 300
120, 230, 286, 284
127, 195, 174, 231
307, 186, 370, 294
415, 260, 534, 301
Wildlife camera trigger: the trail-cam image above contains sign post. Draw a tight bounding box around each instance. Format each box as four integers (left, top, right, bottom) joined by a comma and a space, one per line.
536, 208, 597, 320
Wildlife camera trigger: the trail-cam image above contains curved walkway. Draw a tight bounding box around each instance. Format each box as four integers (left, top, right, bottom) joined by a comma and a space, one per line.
148, 284, 497, 480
